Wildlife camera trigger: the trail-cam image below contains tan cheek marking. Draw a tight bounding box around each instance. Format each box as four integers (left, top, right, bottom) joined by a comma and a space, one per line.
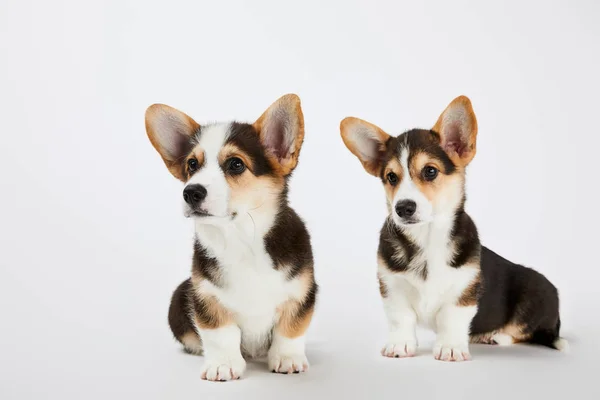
275, 270, 315, 338
410, 152, 464, 208
383, 159, 403, 207
227, 174, 284, 213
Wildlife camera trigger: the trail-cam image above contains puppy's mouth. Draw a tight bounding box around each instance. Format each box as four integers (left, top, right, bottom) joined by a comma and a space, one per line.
184, 206, 213, 218
184, 207, 235, 220
187, 210, 212, 218
393, 216, 430, 227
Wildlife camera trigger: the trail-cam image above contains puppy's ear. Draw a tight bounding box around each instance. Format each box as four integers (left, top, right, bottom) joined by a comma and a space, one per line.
253, 94, 305, 176
432, 95, 478, 167
145, 104, 199, 181
340, 117, 390, 176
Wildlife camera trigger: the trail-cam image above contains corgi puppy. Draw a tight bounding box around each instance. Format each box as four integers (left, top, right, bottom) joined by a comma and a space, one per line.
340, 96, 568, 361
145, 94, 318, 380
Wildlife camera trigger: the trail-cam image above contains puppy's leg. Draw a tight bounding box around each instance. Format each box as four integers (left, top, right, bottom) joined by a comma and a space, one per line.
194, 295, 246, 381
168, 278, 203, 355
433, 304, 477, 362
380, 277, 418, 358
268, 282, 316, 374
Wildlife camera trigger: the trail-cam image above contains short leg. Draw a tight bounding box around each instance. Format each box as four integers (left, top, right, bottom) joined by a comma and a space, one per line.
168, 279, 203, 355
194, 295, 246, 381
380, 278, 418, 358
433, 304, 477, 362
268, 282, 316, 374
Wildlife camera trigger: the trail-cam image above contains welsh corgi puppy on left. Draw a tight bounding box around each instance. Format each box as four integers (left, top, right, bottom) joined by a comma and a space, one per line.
340, 96, 567, 362
145, 94, 318, 381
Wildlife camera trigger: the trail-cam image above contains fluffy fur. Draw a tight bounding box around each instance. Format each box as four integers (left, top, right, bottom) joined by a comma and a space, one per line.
145, 94, 318, 381
340, 95, 567, 361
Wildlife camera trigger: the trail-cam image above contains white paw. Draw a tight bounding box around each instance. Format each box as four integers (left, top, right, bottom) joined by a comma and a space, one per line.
492, 333, 514, 346
433, 343, 471, 362
381, 340, 418, 358
201, 357, 246, 381
268, 353, 309, 374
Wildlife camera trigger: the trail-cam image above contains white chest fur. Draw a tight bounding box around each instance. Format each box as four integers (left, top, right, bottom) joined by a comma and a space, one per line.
195, 215, 304, 357
381, 217, 478, 331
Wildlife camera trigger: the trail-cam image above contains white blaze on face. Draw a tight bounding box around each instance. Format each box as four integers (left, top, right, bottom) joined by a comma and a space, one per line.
392, 147, 433, 226
184, 123, 231, 218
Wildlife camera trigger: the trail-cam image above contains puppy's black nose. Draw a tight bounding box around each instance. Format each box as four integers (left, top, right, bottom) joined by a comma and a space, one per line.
395, 200, 417, 218
183, 184, 207, 207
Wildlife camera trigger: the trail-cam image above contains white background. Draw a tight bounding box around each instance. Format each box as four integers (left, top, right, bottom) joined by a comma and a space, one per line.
1, 0, 599, 399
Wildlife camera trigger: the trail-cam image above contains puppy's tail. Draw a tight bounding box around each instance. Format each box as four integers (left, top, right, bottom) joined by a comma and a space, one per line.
530, 318, 570, 353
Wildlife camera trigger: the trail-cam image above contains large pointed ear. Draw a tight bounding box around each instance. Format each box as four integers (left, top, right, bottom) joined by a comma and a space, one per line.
252, 94, 305, 176
145, 104, 200, 181
340, 117, 391, 176
432, 95, 478, 167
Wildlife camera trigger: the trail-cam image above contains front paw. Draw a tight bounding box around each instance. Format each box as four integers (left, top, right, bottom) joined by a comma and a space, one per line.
201, 357, 246, 381
381, 339, 418, 358
268, 353, 309, 374
433, 343, 471, 362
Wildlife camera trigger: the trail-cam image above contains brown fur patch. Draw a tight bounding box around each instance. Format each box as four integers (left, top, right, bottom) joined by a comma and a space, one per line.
214, 135, 286, 216
457, 273, 480, 307
189, 279, 233, 329
469, 324, 531, 344
275, 270, 315, 338
410, 151, 465, 210
502, 323, 531, 342
182, 146, 206, 180
377, 272, 388, 298
217, 143, 253, 172
383, 158, 403, 210
227, 171, 284, 216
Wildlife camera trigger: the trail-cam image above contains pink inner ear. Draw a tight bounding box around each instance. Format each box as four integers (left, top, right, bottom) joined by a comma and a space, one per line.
443, 122, 468, 157
264, 119, 289, 160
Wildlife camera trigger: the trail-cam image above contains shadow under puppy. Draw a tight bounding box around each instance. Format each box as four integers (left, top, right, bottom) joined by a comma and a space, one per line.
145, 94, 318, 380
340, 96, 568, 361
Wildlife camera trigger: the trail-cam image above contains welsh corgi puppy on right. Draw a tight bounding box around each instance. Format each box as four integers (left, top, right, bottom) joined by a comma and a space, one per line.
340, 96, 568, 361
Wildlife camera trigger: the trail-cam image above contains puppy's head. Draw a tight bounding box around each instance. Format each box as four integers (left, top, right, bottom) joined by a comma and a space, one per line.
145, 94, 305, 222
340, 95, 478, 227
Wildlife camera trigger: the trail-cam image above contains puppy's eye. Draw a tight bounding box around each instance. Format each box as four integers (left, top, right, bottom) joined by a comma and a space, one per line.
227, 157, 246, 175
422, 166, 438, 181
387, 172, 399, 185
187, 158, 199, 172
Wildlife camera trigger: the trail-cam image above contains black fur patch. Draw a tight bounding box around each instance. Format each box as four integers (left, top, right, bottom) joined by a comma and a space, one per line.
265, 206, 314, 280
379, 129, 456, 182
226, 122, 274, 176
167, 278, 197, 344
378, 217, 423, 276
470, 246, 561, 346
449, 211, 481, 267
192, 241, 222, 286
